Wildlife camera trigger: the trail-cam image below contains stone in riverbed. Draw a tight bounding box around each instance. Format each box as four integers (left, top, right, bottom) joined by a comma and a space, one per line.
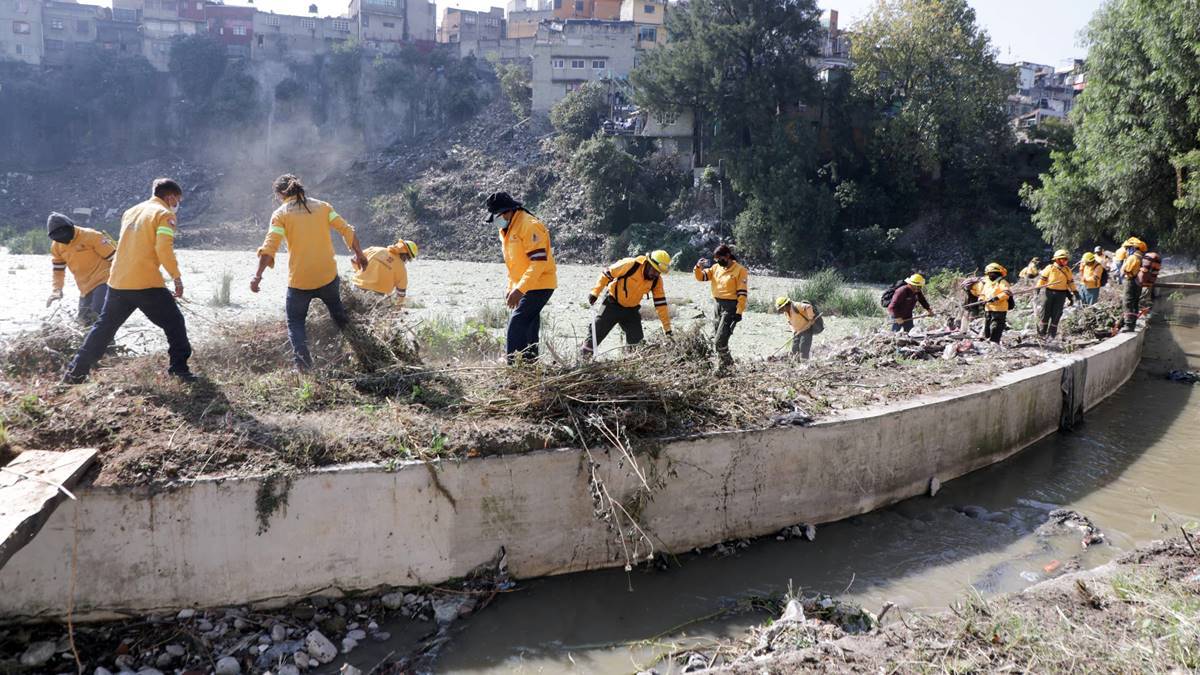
176, 609, 196, 621
19, 641, 56, 667
305, 630, 338, 664
346, 629, 366, 641
165, 645, 185, 657
278, 667, 300, 675
380, 592, 404, 610
271, 624, 288, 643
341, 637, 357, 653
214, 656, 241, 675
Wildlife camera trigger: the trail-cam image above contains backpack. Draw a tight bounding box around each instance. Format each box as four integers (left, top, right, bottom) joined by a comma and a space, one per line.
880, 280, 905, 308
810, 312, 825, 335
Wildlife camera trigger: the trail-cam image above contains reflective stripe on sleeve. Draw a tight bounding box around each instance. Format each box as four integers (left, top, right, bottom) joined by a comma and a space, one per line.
397, 289, 407, 296
270, 225, 286, 236
528, 248, 548, 261
736, 290, 748, 296
155, 227, 175, 237
653, 299, 668, 306
328, 211, 341, 223
52, 263, 66, 270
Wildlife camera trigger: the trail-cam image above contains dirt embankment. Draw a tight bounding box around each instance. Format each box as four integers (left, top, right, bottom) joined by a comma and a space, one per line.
668, 532, 1200, 674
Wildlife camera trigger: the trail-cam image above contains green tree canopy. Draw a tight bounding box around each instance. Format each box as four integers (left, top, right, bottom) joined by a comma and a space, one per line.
1024, 0, 1200, 255
550, 81, 610, 144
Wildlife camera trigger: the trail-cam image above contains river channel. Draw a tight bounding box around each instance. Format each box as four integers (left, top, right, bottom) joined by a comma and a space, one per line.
428, 285, 1200, 673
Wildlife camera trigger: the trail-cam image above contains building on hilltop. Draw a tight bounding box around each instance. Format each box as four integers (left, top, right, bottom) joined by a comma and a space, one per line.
1005, 59, 1086, 130
505, 7, 550, 39
206, 3, 254, 58
96, 7, 143, 55
113, 0, 207, 70
437, 6, 504, 44
253, 10, 353, 62
618, 0, 664, 54
530, 18, 635, 112
816, 9, 849, 80
0, 0, 44, 64
40, 0, 104, 66
349, 0, 436, 49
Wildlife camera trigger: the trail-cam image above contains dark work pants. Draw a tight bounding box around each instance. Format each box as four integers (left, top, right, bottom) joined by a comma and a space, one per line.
791, 331, 813, 359
1038, 289, 1069, 337
77, 283, 109, 325
67, 287, 192, 380
582, 299, 643, 354
713, 299, 739, 364
984, 311, 1007, 344
891, 318, 914, 333
286, 277, 350, 369
1122, 278, 1141, 332
506, 288, 553, 364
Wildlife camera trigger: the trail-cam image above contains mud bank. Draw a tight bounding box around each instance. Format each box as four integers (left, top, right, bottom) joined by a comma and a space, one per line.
0, 319, 1146, 620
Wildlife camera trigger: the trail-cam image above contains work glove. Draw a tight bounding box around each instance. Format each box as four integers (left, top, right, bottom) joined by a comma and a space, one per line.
46, 290, 63, 307
587, 293, 597, 306
664, 330, 673, 337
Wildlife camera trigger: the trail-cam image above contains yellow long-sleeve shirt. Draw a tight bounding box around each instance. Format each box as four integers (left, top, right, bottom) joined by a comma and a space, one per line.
257, 197, 356, 291
1019, 263, 1040, 280
694, 260, 749, 314
1037, 263, 1078, 292
590, 256, 670, 332
108, 196, 182, 290
980, 278, 1012, 312
500, 210, 557, 293
1080, 261, 1104, 289
784, 301, 816, 333
50, 226, 115, 295
352, 246, 409, 300
1121, 251, 1143, 278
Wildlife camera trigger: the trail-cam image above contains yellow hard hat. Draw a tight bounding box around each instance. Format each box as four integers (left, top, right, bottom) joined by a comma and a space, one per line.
1134, 239, 1147, 252
402, 240, 418, 258
906, 273, 926, 287
1082, 252, 1096, 263
1053, 249, 1070, 260
1122, 237, 1137, 247
647, 250, 671, 274
985, 262, 1007, 275
775, 296, 790, 311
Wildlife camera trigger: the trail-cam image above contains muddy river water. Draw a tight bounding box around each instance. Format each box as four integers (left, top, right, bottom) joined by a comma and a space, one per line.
425, 287, 1200, 673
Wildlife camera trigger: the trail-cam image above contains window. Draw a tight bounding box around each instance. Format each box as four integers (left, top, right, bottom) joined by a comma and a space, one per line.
591, 59, 605, 69
50, 18, 64, 30
45, 38, 64, 50
553, 0, 561, 7
196, 2, 203, 9
232, 24, 246, 35
463, 14, 475, 23
551, 57, 564, 68
300, 18, 316, 29
12, 20, 30, 33
643, 3, 654, 12
113, 8, 137, 22
256, 34, 263, 45
77, 20, 89, 34
367, 0, 398, 7
332, 19, 350, 31
161, 0, 177, 10
638, 26, 656, 42
265, 14, 280, 26
362, 14, 369, 26
570, 58, 584, 69
573, 0, 583, 10
15, 44, 24, 55
382, 21, 395, 27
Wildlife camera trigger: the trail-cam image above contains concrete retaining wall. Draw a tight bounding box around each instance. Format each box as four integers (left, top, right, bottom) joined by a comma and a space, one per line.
0, 328, 1146, 620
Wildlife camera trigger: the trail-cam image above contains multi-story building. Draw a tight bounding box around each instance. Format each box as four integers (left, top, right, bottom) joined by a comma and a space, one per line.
40, 0, 104, 66
95, 7, 142, 55
530, 18, 634, 111
437, 6, 503, 44
114, 0, 206, 70
618, 0, 663, 52
816, 8, 849, 79
1005, 59, 1085, 129
0, 0, 43, 65
348, 0, 435, 49
505, 7, 550, 39
551, 0, 620, 20
253, 10, 353, 62
206, 3, 254, 58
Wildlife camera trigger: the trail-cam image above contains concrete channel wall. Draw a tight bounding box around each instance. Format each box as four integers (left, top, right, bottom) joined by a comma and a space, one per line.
0, 328, 1146, 620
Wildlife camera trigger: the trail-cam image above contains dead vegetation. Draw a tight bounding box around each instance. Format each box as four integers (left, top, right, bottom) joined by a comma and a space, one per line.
0, 278, 1130, 486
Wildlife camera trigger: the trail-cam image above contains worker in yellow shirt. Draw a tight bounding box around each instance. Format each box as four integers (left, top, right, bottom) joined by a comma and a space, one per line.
1092, 246, 1111, 284
581, 250, 671, 357
1118, 238, 1147, 332
1078, 252, 1104, 305
1035, 249, 1080, 338
250, 174, 369, 370
1018, 257, 1041, 284
775, 297, 819, 359
485, 192, 557, 364
693, 244, 748, 369
64, 178, 195, 384
45, 212, 115, 324
979, 262, 1014, 344
352, 239, 418, 305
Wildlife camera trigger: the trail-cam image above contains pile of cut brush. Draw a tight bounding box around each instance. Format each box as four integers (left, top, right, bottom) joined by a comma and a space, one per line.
0, 319, 133, 379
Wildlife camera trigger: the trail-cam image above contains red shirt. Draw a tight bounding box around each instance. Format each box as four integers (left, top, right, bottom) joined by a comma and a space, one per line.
888, 284, 931, 320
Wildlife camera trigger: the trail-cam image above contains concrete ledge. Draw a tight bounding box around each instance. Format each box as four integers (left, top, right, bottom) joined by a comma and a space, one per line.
0, 327, 1147, 620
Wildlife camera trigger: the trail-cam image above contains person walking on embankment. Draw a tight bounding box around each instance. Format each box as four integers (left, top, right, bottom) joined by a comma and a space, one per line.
1036, 250, 1081, 338
1078, 252, 1105, 306
45, 212, 115, 325
1116, 239, 1156, 332
1018, 257, 1041, 284
1093, 246, 1112, 283
351, 239, 418, 306
694, 244, 748, 370
581, 251, 672, 357
485, 191, 557, 364
776, 296, 819, 359
250, 174, 369, 371
887, 274, 931, 333
64, 178, 195, 384
979, 262, 1014, 344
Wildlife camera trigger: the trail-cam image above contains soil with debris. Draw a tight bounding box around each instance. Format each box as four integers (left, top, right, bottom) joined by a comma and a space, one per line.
658, 532, 1200, 673
0, 282, 1127, 486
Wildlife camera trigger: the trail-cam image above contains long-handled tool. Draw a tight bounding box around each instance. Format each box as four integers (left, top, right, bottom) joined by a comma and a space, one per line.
962, 284, 1043, 310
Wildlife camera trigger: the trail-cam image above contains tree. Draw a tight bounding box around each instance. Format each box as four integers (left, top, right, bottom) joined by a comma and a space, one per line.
496, 62, 532, 119
570, 136, 641, 232
550, 81, 610, 144
168, 34, 228, 102
1024, 0, 1200, 256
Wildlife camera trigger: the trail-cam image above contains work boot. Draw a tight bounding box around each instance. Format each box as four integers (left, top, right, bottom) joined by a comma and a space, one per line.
61, 371, 86, 385
169, 369, 199, 383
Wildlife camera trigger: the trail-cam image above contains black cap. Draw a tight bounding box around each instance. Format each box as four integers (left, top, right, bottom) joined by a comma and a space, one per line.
47, 212, 76, 236
484, 192, 522, 223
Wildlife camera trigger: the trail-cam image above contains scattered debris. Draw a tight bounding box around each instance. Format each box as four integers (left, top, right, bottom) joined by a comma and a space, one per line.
1167, 369, 1199, 384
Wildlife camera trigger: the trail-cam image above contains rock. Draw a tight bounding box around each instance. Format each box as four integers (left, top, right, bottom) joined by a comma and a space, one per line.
197, 619, 213, 632
155, 651, 174, 668
779, 599, 805, 623
278, 667, 300, 675
334, 603, 347, 616
346, 629, 366, 641
432, 596, 471, 625
929, 476, 941, 497
135, 669, 164, 675
803, 524, 817, 541
380, 592, 404, 610
255, 640, 304, 669
271, 624, 288, 643
259, 635, 273, 645
176, 608, 196, 621
95, 669, 114, 675
165, 644, 186, 657
319, 616, 347, 636
367, 621, 379, 631
683, 652, 708, 672
114, 654, 135, 671
371, 632, 391, 642
341, 637, 358, 653
234, 618, 250, 631
305, 630, 338, 664
293, 652, 310, 670
214, 656, 241, 675
340, 665, 363, 675
19, 641, 56, 667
